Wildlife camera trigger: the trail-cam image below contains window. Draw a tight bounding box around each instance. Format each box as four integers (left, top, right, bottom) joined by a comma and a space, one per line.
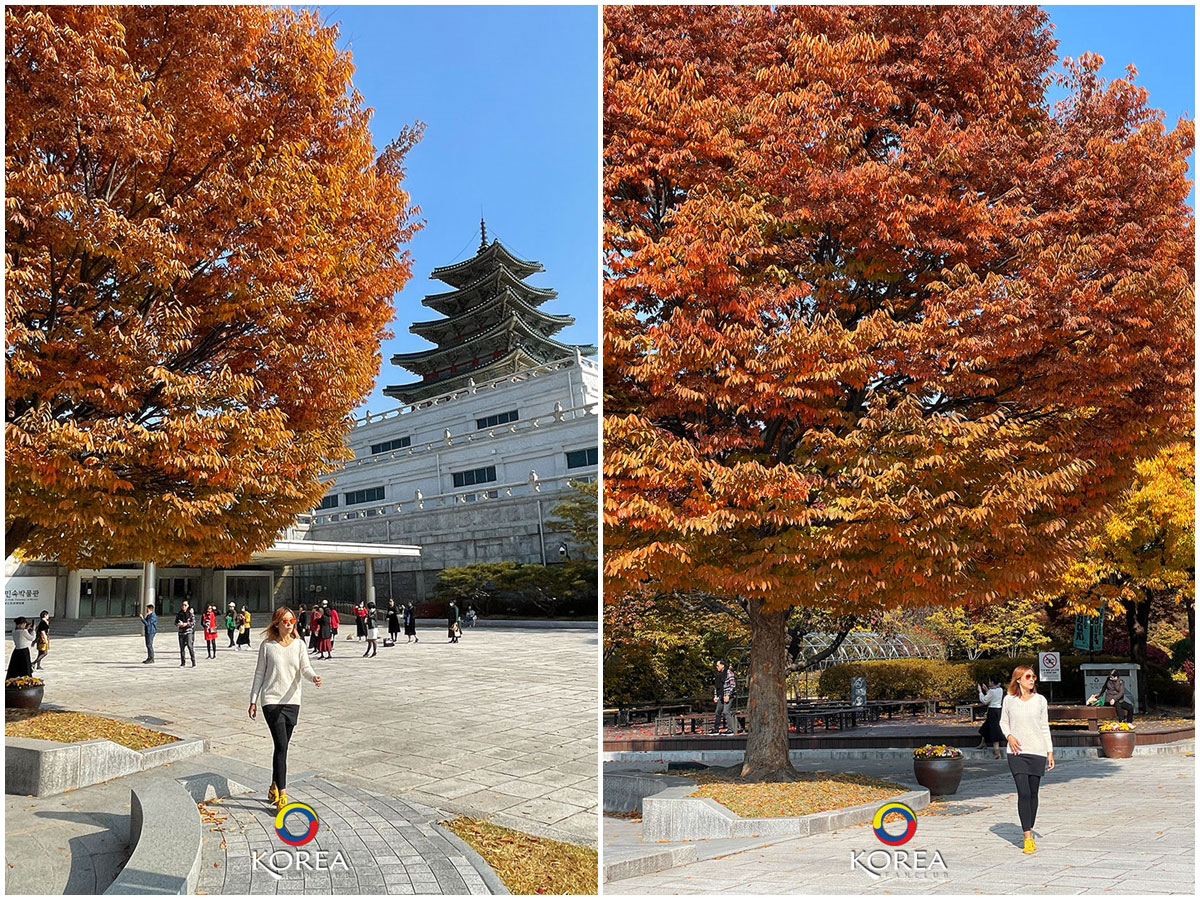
344, 486, 385, 506
370, 437, 411, 455
316, 495, 338, 510
476, 409, 519, 430
566, 448, 598, 469
452, 466, 497, 488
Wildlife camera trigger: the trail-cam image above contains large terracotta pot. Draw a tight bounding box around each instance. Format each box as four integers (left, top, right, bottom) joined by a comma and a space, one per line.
1099, 730, 1136, 759
5, 683, 44, 711
913, 757, 963, 796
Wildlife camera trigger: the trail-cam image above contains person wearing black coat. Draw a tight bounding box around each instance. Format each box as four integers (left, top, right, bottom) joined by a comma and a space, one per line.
447, 602, 460, 643
403, 602, 418, 643
386, 600, 401, 644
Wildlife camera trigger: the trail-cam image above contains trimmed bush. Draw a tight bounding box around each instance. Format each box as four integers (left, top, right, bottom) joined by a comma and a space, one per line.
818, 660, 976, 702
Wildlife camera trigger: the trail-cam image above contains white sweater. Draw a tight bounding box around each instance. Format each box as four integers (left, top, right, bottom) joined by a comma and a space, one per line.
249, 639, 318, 707
999, 692, 1053, 757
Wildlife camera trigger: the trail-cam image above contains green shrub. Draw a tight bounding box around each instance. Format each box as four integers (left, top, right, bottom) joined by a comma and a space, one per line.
818, 660, 976, 701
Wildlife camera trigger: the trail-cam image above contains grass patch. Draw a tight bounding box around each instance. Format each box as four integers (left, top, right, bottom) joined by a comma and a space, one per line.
689, 771, 910, 818
5, 709, 179, 750
442, 817, 597, 895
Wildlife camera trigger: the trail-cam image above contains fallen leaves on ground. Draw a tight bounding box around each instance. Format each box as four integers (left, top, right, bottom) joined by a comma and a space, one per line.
689, 770, 910, 818
4, 709, 179, 750
442, 817, 597, 895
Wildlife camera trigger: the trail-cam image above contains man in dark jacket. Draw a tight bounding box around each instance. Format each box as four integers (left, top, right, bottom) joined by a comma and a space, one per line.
175, 600, 196, 667
713, 659, 735, 734
1103, 670, 1135, 723
140, 604, 157, 663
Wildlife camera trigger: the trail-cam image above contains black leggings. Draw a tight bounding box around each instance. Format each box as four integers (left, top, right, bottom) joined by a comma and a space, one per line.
262, 704, 299, 790
1012, 771, 1041, 831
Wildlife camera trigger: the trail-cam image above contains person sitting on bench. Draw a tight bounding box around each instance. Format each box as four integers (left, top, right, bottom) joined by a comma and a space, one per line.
1090, 670, 1134, 723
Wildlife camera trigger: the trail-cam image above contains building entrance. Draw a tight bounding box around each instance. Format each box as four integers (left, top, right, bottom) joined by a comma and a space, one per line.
155, 576, 197, 617
80, 574, 142, 618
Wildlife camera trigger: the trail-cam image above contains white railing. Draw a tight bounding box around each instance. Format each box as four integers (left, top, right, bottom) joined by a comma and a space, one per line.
307, 471, 593, 526
337, 400, 597, 472
353, 353, 595, 427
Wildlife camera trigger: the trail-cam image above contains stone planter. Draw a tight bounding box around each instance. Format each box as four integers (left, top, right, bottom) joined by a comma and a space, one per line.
5, 683, 44, 711
1099, 730, 1136, 759
913, 757, 963, 796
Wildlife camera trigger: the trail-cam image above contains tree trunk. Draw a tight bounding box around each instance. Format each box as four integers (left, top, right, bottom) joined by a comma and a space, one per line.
5, 517, 37, 560
741, 598, 795, 781
1126, 590, 1154, 709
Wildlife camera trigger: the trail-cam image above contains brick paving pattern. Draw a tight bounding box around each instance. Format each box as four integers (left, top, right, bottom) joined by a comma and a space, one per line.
196, 777, 494, 895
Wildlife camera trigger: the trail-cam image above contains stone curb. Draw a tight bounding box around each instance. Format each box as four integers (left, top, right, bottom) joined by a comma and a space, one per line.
641, 780, 931, 842
603, 845, 697, 885
104, 778, 203, 895
604, 738, 1195, 766
5, 735, 207, 797
431, 822, 512, 895
604, 772, 694, 814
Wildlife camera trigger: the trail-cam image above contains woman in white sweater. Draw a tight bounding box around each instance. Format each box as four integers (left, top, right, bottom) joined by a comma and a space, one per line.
999, 665, 1055, 855
249, 607, 321, 811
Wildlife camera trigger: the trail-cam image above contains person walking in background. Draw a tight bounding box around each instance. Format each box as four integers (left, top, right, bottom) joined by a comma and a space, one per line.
249, 606, 321, 812
1000, 665, 1055, 855
403, 601, 418, 643
363, 601, 379, 658
176, 600, 196, 667
308, 605, 321, 654
354, 601, 367, 642
712, 659, 735, 735
316, 600, 333, 660
328, 602, 340, 647
225, 602, 238, 647
237, 606, 252, 651
202, 604, 219, 659
297, 605, 309, 642
386, 600, 401, 645
447, 601, 460, 643
7, 617, 34, 679
140, 604, 158, 664
32, 610, 51, 670
977, 676, 1005, 758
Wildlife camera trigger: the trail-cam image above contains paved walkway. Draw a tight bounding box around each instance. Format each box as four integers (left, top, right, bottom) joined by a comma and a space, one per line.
7, 627, 597, 845
196, 775, 496, 895
606, 752, 1195, 894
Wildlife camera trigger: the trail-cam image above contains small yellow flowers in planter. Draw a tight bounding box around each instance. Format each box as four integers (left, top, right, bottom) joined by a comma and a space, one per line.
913, 744, 963, 759
5, 677, 44, 690
1099, 721, 1136, 733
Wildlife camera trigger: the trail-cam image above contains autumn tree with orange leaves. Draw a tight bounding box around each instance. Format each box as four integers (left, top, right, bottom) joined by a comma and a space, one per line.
6, 7, 420, 568
604, 6, 1193, 779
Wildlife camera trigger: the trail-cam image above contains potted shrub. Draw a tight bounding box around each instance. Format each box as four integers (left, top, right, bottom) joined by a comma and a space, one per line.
913, 744, 964, 796
5, 676, 45, 711
1098, 721, 1136, 759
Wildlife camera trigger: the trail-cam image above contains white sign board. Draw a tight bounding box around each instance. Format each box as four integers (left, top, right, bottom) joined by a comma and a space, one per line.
4, 576, 57, 619
1039, 651, 1061, 682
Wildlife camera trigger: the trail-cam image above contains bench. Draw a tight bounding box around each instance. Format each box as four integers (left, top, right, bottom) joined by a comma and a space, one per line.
871, 699, 936, 718
1048, 704, 1118, 733
789, 707, 859, 733
620, 702, 693, 725
956, 703, 989, 721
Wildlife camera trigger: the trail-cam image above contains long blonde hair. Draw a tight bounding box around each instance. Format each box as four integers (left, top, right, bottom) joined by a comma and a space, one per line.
264, 606, 297, 643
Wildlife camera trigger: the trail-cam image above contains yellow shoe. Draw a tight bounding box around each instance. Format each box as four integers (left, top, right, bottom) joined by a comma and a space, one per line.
267, 784, 278, 803
275, 789, 288, 812
1023, 837, 1036, 854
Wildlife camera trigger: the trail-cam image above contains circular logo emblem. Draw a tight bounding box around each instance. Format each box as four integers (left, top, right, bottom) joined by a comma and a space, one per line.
873, 802, 917, 846
275, 802, 319, 846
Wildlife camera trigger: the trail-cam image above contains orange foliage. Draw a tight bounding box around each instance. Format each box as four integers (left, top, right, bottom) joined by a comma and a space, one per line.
6, 7, 420, 567
604, 5, 1194, 615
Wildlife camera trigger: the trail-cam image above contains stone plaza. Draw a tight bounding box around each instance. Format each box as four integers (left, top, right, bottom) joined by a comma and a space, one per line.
605, 750, 1195, 894
5, 624, 597, 893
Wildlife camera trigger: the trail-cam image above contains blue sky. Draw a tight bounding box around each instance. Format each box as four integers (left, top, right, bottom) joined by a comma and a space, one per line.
308, 6, 599, 415
308, 5, 1192, 415
1046, 5, 1194, 206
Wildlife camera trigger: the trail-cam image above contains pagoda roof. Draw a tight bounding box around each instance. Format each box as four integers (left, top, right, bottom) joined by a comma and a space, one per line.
383, 348, 542, 404
410, 288, 574, 344
422, 265, 557, 317
430, 239, 543, 289
390, 312, 595, 376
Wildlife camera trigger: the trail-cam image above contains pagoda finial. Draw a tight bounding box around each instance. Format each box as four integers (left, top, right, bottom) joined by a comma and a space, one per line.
479, 217, 488, 253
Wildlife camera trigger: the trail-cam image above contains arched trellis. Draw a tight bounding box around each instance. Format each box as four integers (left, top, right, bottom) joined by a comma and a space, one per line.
794, 631, 946, 668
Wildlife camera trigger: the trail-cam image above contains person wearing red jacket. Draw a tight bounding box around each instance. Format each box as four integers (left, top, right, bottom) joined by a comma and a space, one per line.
202, 605, 219, 659
353, 601, 368, 642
